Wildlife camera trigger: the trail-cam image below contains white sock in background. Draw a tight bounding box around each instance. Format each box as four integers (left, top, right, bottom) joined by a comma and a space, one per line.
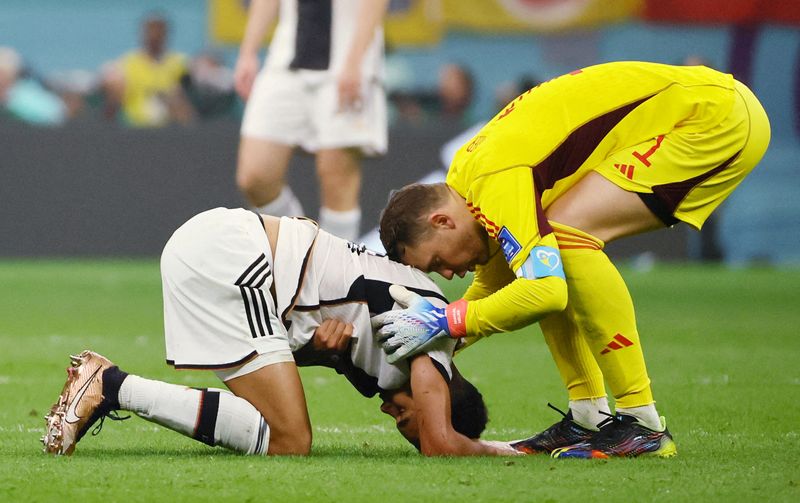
118, 375, 270, 454
616, 404, 663, 432
569, 397, 611, 430
319, 207, 361, 242
256, 186, 305, 217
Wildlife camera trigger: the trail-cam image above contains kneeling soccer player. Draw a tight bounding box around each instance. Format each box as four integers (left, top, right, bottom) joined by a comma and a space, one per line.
42, 208, 518, 457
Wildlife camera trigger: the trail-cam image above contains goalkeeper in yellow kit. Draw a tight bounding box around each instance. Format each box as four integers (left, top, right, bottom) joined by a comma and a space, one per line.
372, 61, 770, 458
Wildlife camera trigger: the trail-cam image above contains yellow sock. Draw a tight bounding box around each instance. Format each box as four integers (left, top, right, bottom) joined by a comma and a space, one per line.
550, 222, 654, 408
540, 307, 606, 401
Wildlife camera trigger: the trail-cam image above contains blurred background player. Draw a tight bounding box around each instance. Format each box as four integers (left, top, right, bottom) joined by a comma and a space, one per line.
101, 12, 194, 127
0, 46, 69, 126
234, 0, 390, 242
43, 208, 517, 457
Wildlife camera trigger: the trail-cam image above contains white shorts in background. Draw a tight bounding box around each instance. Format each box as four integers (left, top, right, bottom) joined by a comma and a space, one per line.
161, 208, 294, 370
240, 69, 387, 156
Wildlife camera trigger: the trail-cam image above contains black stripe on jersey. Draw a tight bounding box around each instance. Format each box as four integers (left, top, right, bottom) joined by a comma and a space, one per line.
253, 417, 269, 454
293, 339, 382, 398
247, 287, 268, 338
239, 287, 259, 338
257, 289, 274, 335
363, 277, 448, 314
280, 239, 316, 329
290, 0, 332, 70
247, 260, 272, 287
253, 268, 271, 289
193, 389, 220, 446
291, 276, 448, 313
235, 253, 267, 285
236, 253, 274, 338
167, 351, 259, 370
251, 210, 266, 230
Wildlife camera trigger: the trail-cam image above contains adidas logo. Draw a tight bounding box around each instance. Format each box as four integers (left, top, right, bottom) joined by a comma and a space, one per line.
600, 333, 634, 354
614, 163, 635, 179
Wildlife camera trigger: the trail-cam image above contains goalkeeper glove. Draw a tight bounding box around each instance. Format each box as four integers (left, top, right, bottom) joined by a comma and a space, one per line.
370, 285, 468, 364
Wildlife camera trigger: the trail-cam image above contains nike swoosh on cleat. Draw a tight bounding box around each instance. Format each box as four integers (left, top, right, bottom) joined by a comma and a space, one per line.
64, 367, 102, 424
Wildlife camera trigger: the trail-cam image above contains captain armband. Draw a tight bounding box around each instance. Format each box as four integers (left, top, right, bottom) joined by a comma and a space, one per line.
514, 245, 566, 280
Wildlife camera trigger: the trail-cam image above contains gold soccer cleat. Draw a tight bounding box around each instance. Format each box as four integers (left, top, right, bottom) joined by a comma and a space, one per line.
42, 350, 117, 455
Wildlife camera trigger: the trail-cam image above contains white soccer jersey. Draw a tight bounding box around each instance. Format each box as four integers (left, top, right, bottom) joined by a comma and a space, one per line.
162, 208, 290, 370
162, 208, 452, 396
265, 0, 384, 79
276, 218, 456, 396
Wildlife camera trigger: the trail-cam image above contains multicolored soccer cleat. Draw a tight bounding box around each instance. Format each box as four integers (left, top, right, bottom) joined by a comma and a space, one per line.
42, 350, 126, 455
551, 412, 677, 459
510, 403, 596, 454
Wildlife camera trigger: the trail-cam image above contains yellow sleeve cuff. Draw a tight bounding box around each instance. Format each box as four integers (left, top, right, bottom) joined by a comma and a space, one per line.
464, 275, 567, 338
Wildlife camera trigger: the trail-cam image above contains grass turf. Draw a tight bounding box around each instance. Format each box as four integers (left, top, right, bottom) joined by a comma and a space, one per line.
1, 260, 799, 502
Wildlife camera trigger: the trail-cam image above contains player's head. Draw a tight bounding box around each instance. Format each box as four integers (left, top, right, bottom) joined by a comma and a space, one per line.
379, 183, 490, 279
141, 12, 170, 57
379, 365, 488, 449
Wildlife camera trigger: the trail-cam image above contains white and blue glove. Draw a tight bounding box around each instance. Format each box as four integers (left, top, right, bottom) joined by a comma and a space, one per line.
370, 285, 467, 364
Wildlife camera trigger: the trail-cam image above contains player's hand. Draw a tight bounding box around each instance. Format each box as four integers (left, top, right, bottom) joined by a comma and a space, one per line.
234, 52, 260, 101
370, 285, 451, 364
478, 440, 525, 456
313, 319, 354, 354
337, 62, 362, 112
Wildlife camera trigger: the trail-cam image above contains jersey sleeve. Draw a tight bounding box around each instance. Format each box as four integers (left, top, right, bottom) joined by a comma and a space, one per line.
464, 273, 566, 337
462, 243, 515, 302
465, 166, 550, 272
459, 167, 568, 339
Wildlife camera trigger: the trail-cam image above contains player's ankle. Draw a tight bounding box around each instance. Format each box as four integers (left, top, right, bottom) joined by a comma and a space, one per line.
569, 397, 610, 430
615, 404, 662, 431
102, 366, 128, 410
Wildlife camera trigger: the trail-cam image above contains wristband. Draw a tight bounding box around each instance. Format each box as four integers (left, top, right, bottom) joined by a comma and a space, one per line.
445, 299, 468, 338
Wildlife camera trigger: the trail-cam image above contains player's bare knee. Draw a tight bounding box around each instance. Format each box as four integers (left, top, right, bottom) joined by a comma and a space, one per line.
235, 173, 256, 201
316, 150, 360, 180
236, 168, 282, 205
235, 161, 260, 193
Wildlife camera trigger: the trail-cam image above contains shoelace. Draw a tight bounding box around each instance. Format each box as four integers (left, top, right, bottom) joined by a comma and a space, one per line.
595, 410, 619, 429
547, 402, 569, 419
590, 411, 635, 443
91, 410, 131, 436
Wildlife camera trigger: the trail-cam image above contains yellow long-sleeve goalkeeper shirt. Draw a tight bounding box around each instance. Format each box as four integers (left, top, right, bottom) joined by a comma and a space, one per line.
446, 61, 734, 339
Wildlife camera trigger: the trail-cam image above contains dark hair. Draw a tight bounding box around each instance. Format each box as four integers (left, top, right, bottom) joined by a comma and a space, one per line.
379, 183, 450, 262
448, 366, 488, 439
141, 10, 170, 30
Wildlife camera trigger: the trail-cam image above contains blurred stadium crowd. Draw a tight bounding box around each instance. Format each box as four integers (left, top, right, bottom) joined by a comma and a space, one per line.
0, 11, 490, 130
1, 0, 798, 264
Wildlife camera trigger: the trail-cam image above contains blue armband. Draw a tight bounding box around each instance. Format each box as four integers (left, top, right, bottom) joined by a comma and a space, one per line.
516, 245, 565, 280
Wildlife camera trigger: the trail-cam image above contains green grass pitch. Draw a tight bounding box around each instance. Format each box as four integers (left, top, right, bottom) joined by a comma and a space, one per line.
1, 260, 799, 502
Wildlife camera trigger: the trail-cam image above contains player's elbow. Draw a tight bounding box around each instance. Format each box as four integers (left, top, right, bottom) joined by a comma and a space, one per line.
419, 434, 464, 457
527, 276, 567, 321
539, 276, 568, 316
420, 442, 456, 457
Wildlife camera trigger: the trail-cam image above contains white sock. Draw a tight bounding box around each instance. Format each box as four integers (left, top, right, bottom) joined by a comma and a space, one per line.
616, 404, 663, 431
318, 207, 361, 242
118, 375, 270, 454
569, 397, 611, 430
256, 186, 305, 217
